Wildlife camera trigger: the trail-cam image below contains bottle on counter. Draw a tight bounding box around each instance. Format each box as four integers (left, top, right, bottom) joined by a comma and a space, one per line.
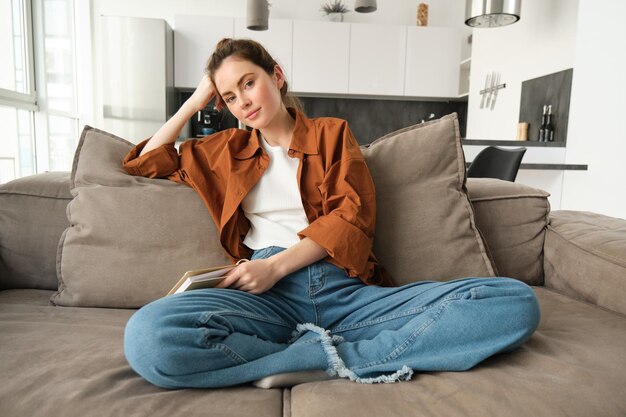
538, 105, 548, 142
546, 105, 555, 142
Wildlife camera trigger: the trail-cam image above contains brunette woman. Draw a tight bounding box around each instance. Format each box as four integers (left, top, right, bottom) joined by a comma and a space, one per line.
122, 38, 540, 389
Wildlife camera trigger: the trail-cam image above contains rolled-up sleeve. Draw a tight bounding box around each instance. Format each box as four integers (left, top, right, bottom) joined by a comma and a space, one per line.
122, 138, 182, 179
297, 124, 376, 278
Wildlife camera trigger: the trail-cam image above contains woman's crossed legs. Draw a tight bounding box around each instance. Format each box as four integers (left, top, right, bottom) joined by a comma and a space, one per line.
124, 247, 540, 388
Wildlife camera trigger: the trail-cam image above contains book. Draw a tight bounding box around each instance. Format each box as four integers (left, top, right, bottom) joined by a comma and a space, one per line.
167, 259, 249, 296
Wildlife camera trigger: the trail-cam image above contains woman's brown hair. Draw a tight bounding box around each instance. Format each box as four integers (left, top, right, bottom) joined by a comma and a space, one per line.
205, 38, 304, 114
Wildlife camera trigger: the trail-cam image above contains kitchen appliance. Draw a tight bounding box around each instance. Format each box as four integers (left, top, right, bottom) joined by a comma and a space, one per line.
100, 16, 176, 141
197, 106, 221, 137
181, 94, 239, 138
465, 0, 521, 28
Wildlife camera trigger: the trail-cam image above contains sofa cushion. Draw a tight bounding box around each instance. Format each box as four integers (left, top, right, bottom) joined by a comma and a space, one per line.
288, 287, 626, 417
544, 210, 626, 315
51, 126, 231, 308
4, 287, 625, 416
0, 289, 284, 417
362, 113, 496, 285
253, 370, 334, 389
0, 172, 72, 291
467, 178, 550, 285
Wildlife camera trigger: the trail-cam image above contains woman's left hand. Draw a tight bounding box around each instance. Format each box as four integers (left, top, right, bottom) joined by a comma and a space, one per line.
215, 259, 282, 295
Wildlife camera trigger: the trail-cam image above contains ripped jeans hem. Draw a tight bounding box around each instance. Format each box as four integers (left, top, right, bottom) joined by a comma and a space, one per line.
290, 323, 414, 384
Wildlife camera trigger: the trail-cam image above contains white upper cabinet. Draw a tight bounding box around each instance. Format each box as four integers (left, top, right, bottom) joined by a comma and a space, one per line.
234, 19, 293, 84
404, 27, 461, 98
174, 15, 234, 89
173, 16, 463, 98
291, 20, 350, 94
348, 23, 407, 96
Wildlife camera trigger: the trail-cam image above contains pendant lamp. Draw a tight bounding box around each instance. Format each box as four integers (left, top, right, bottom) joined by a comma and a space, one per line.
465, 0, 521, 28
247, 0, 269, 31
355, 0, 377, 13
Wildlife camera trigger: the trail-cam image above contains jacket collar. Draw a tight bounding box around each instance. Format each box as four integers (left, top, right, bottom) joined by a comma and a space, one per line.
230, 108, 318, 160
287, 107, 318, 155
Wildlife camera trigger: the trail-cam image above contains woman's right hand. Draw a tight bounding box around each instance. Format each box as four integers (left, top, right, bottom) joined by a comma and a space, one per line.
188, 75, 217, 112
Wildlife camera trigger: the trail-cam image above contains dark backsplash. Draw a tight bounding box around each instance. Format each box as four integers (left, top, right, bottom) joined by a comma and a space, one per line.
178, 91, 467, 145
298, 96, 467, 145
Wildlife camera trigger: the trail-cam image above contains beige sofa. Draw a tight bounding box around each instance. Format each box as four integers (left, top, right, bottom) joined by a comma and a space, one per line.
1, 115, 625, 416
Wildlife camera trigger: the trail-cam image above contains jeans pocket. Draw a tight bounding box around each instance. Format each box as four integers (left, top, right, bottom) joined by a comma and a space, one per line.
251, 246, 286, 260
205, 341, 249, 365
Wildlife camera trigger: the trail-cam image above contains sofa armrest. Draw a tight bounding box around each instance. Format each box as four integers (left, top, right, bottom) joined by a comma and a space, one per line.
0, 172, 72, 291
544, 210, 626, 315
467, 178, 550, 286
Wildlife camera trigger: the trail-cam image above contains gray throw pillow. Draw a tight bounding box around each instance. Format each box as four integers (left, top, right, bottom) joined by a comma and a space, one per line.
362, 113, 496, 285
51, 126, 230, 308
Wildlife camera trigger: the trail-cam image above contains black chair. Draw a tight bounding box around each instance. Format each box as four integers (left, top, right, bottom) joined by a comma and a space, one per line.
467, 146, 527, 182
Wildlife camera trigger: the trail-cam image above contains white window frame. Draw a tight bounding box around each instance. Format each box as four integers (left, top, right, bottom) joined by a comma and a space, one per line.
32, 0, 80, 172
2, 0, 94, 178
0, 0, 97, 178
0, 0, 38, 182
0, 0, 38, 111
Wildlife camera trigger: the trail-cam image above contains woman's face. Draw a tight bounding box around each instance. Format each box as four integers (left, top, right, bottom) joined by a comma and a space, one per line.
213, 56, 285, 129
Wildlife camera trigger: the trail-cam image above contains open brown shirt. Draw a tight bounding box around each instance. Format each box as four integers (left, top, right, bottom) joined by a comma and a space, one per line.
122, 108, 392, 286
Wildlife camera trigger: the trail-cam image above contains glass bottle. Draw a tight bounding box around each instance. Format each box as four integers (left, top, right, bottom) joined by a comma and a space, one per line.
538, 105, 547, 142
546, 105, 555, 142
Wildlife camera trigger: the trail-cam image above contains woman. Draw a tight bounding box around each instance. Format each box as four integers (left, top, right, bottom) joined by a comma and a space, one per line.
122, 38, 540, 389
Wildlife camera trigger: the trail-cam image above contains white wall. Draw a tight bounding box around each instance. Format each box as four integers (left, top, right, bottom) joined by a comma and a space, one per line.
561, 0, 626, 219
464, 0, 578, 211
466, 0, 578, 140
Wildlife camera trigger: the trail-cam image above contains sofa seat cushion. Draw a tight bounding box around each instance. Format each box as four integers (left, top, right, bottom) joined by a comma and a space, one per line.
288, 287, 626, 417
0, 289, 54, 305
0, 172, 72, 290
0, 290, 283, 417
544, 210, 626, 315
467, 178, 551, 285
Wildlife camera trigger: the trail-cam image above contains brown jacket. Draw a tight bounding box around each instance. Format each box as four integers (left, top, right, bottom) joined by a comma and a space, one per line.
122, 108, 393, 286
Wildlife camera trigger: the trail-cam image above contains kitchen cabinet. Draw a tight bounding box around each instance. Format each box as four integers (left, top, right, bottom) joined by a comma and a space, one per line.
404, 27, 461, 98
348, 23, 407, 96
459, 58, 471, 97
291, 20, 350, 94
174, 15, 234, 89
234, 19, 293, 83
172, 16, 463, 98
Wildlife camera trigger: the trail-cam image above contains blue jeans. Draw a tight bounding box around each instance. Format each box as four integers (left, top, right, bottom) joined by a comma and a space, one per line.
124, 246, 540, 389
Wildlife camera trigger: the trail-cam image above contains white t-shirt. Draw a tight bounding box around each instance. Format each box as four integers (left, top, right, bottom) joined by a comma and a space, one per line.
241, 135, 310, 250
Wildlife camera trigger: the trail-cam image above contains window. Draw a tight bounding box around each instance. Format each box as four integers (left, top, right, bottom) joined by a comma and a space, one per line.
0, 0, 35, 97
35, 0, 79, 173
0, 106, 35, 182
0, 0, 37, 183
0, 0, 79, 183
